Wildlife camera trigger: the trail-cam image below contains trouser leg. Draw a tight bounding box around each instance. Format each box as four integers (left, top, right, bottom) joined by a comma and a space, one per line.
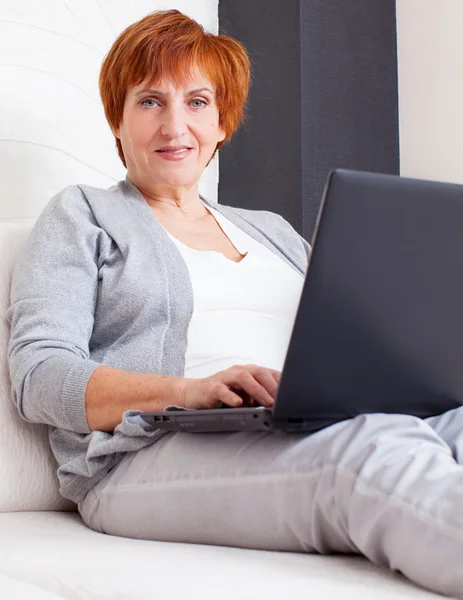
426, 405, 463, 463
79, 413, 463, 598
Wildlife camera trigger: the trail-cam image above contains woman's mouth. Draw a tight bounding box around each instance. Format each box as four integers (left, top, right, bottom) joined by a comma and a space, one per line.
155, 146, 193, 161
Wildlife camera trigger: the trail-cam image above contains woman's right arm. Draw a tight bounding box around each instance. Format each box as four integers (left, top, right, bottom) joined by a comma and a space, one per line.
8, 187, 111, 434
85, 363, 279, 432
85, 366, 185, 432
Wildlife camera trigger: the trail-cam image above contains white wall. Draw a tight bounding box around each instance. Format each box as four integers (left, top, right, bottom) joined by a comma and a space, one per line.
396, 0, 463, 184
0, 0, 219, 222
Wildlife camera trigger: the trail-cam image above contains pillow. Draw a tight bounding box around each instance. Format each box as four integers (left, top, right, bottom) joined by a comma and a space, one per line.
0, 573, 67, 600
0, 221, 74, 512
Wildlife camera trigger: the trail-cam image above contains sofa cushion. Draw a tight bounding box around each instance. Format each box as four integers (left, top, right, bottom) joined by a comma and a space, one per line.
0, 573, 67, 599
0, 512, 443, 600
0, 222, 74, 512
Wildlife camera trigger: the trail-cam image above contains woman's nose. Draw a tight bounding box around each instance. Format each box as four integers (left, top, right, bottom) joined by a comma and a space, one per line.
160, 105, 188, 139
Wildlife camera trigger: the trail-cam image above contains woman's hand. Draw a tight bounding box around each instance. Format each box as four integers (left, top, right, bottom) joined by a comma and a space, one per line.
179, 365, 281, 410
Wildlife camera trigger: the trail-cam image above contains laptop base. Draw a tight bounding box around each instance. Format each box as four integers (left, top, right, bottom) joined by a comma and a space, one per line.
140, 407, 339, 434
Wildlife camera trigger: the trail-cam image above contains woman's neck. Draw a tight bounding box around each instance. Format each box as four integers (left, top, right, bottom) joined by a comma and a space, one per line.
128, 174, 207, 220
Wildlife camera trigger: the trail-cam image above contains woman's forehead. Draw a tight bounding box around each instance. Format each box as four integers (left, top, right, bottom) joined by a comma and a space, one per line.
133, 66, 215, 94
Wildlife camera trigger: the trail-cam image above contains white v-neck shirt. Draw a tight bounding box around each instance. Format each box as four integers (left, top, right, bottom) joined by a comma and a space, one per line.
163, 203, 305, 378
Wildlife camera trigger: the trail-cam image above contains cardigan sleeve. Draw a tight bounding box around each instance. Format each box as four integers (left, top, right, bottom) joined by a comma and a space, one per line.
7, 186, 107, 434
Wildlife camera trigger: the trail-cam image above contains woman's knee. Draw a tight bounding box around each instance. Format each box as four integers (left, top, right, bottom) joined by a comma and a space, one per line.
318, 412, 451, 473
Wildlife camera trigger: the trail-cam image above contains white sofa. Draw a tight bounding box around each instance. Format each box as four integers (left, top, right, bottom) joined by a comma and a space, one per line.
0, 221, 448, 600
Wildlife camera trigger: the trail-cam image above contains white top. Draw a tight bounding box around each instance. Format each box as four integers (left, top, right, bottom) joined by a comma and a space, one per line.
163, 203, 305, 378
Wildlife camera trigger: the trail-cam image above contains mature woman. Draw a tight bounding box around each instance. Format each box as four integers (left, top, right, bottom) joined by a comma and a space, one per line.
7, 10, 463, 598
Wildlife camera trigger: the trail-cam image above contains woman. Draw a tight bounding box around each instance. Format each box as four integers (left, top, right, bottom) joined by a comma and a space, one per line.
7, 10, 463, 598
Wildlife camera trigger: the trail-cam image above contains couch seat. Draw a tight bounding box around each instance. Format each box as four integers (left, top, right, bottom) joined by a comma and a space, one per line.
0, 511, 447, 599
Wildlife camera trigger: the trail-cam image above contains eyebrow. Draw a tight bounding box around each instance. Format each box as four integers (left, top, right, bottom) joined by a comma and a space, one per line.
134, 87, 214, 97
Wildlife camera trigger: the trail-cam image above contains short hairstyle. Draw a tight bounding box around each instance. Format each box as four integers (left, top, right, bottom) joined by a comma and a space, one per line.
99, 10, 251, 167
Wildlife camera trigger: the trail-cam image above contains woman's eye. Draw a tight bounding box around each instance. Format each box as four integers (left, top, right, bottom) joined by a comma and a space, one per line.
190, 98, 207, 108
140, 98, 159, 108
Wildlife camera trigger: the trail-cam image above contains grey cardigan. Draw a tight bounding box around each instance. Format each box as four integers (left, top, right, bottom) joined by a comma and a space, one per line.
7, 178, 310, 503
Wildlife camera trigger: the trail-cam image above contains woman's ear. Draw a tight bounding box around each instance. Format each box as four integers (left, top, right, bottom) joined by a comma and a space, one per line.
109, 120, 121, 139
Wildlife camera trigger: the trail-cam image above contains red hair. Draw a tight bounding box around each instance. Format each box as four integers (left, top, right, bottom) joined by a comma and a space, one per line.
99, 10, 251, 167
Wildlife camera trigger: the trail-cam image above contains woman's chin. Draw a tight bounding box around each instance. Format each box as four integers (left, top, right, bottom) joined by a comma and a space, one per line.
152, 166, 200, 186
150, 175, 198, 190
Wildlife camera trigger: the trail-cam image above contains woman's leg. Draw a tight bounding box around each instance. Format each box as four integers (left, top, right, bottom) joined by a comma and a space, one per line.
425, 405, 463, 463
79, 413, 463, 598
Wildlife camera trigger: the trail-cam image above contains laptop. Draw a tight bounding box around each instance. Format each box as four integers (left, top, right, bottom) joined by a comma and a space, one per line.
140, 169, 463, 433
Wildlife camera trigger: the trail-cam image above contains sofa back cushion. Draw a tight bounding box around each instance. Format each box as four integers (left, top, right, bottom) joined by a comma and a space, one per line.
0, 221, 74, 511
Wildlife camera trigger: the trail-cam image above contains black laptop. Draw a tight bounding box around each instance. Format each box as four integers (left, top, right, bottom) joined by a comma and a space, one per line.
140, 169, 463, 433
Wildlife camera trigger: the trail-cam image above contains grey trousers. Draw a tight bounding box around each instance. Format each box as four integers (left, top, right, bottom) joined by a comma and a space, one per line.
78, 408, 463, 598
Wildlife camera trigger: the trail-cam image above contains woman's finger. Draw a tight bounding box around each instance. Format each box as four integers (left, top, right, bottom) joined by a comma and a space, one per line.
252, 368, 279, 400
269, 369, 281, 384
214, 384, 244, 408
231, 370, 274, 407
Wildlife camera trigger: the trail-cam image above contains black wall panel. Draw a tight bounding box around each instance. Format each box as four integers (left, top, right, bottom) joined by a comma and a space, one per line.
218, 0, 399, 241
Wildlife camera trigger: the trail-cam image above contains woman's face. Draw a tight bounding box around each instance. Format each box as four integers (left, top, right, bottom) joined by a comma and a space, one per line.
115, 69, 226, 193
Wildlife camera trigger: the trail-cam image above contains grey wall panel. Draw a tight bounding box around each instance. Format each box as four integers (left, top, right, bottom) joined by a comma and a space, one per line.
219, 1, 399, 241
219, 0, 303, 232
300, 0, 400, 237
